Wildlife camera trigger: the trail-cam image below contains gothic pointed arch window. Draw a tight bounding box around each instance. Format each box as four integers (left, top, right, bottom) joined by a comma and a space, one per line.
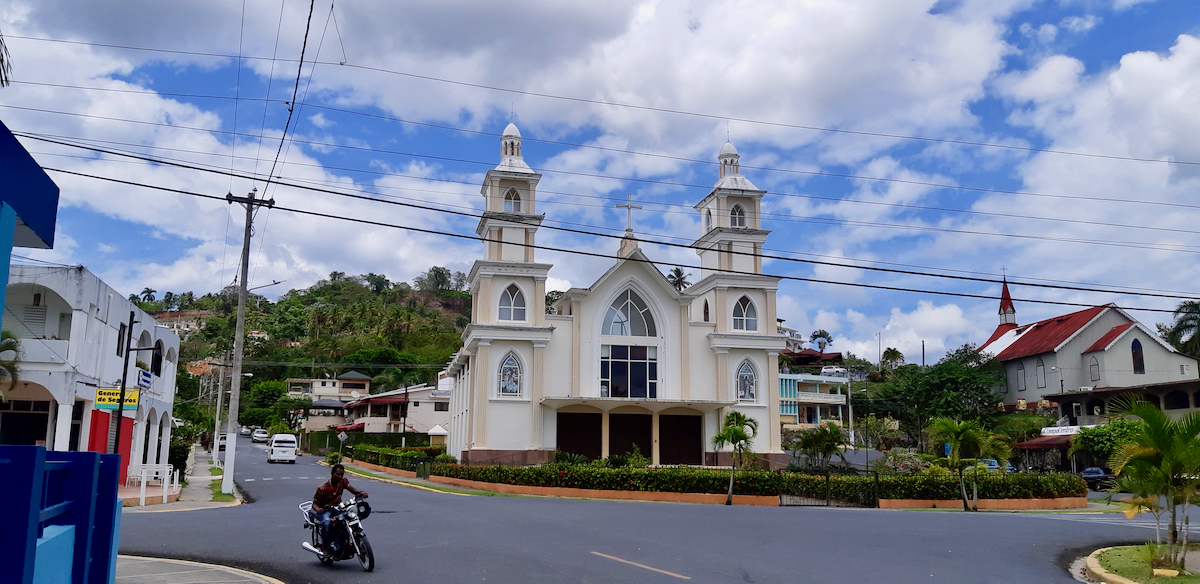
730, 204, 746, 228
504, 188, 522, 213
1035, 358, 1046, 388
499, 284, 526, 321
1132, 339, 1145, 374
737, 361, 757, 401
703, 300, 710, 322
1089, 356, 1100, 382
603, 289, 657, 337
705, 210, 713, 232
498, 352, 522, 397
1016, 362, 1027, 391
733, 296, 757, 331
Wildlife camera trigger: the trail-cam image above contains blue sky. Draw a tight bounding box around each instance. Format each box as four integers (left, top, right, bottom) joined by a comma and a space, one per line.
3, 0, 1200, 364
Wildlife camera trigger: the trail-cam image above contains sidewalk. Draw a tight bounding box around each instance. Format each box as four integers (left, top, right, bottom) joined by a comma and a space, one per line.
116, 555, 282, 583
123, 444, 242, 513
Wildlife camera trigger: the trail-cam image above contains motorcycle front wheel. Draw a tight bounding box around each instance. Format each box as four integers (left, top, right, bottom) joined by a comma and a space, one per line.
355, 533, 375, 572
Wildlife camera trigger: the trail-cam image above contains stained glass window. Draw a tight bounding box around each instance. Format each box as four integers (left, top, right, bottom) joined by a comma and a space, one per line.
498, 353, 521, 396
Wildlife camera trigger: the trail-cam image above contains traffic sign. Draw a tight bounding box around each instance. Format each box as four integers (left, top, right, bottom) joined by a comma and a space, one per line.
137, 369, 152, 389
338, 431, 349, 443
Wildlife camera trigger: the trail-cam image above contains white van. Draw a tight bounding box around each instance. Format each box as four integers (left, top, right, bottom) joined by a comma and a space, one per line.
267, 433, 298, 464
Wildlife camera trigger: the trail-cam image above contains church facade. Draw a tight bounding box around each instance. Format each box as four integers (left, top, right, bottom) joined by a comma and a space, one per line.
446, 124, 787, 466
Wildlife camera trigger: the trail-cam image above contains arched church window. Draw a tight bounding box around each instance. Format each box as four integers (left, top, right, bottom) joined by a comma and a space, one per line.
733, 296, 757, 331
603, 289, 657, 337
737, 361, 757, 401
1035, 358, 1046, 388
705, 210, 712, 232
730, 205, 746, 228
504, 189, 521, 213
1089, 356, 1100, 382
703, 300, 710, 322
1132, 339, 1145, 374
499, 284, 526, 321
498, 353, 522, 397
1016, 362, 1026, 391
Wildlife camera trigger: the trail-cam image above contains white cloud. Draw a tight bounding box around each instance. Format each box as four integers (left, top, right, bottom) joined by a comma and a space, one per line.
1060, 15, 1100, 34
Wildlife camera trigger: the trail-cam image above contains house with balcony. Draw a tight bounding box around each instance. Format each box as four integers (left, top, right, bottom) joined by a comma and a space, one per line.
338, 382, 451, 435
287, 370, 373, 402
0, 266, 180, 483
778, 373, 848, 429
980, 280, 1198, 427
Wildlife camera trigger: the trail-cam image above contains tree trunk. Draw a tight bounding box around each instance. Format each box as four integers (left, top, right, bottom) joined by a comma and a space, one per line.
725, 465, 735, 505
958, 468, 970, 511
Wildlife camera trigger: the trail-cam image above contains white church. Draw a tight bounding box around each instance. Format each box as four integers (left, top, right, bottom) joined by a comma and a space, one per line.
446, 124, 789, 466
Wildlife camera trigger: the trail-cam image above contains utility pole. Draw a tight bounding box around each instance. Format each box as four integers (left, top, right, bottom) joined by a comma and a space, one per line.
211, 358, 225, 466
221, 188, 274, 495
108, 310, 137, 454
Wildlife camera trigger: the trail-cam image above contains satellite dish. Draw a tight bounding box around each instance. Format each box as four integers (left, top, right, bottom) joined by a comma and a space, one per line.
351, 390, 361, 399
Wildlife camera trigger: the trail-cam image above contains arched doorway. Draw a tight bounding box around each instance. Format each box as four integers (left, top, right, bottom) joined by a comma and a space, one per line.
0, 382, 53, 445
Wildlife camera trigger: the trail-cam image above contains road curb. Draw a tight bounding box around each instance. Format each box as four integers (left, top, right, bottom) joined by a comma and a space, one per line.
1085, 547, 1140, 584
117, 554, 286, 583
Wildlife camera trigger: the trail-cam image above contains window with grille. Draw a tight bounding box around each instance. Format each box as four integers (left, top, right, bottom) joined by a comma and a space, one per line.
733, 297, 757, 331
600, 345, 657, 398
504, 189, 521, 213
730, 205, 746, 228
499, 284, 526, 321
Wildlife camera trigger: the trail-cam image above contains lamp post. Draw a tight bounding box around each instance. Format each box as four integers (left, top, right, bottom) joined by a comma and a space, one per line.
109, 311, 163, 456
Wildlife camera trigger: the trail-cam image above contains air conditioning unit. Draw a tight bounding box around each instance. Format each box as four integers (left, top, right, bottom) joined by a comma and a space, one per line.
1079, 386, 1094, 392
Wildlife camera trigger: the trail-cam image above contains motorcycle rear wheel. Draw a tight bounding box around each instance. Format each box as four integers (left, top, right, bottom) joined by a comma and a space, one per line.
355, 533, 375, 572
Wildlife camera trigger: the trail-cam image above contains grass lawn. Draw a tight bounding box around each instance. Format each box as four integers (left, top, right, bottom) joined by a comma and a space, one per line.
1099, 545, 1200, 583
209, 467, 235, 502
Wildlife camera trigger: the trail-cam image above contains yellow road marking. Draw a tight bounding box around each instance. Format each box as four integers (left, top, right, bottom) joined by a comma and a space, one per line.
591, 551, 691, 579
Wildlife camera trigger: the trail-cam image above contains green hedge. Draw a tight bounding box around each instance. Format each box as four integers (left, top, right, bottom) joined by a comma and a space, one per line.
303, 431, 429, 454
433, 464, 781, 495
348, 443, 446, 471
874, 473, 1087, 500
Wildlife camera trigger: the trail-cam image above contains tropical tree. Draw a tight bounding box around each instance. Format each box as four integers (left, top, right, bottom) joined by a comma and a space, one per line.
810, 330, 833, 353
0, 28, 13, 87
161, 291, 176, 310
140, 287, 157, 303
666, 267, 690, 292
712, 411, 758, 505
793, 423, 846, 467
926, 418, 989, 511
1107, 396, 1200, 568
1164, 300, 1200, 356
371, 367, 405, 393
881, 347, 904, 371
0, 330, 20, 401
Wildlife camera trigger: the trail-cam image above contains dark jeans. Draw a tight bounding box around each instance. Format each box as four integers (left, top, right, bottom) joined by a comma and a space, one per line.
315, 509, 337, 553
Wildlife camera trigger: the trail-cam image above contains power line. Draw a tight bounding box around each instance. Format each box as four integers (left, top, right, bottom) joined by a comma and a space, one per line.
40, 165, 1196, 313
6, 33, 1199, 168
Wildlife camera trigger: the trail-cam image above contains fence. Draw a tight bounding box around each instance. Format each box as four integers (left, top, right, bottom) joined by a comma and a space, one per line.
777, 467, 879, 507
0, 445, 122, 584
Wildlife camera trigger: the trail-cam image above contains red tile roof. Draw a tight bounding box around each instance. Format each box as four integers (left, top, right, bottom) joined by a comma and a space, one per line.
993, 305, 1109, 361
1082, 323, 1135, 354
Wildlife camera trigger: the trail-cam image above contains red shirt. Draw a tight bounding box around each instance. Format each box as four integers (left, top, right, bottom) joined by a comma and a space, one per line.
313, 477, 351, 509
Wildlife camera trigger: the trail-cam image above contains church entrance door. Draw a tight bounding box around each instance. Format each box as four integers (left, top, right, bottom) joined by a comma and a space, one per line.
609, 413, 652, 459
556, 412, 601, 460
659, 415, 702, 465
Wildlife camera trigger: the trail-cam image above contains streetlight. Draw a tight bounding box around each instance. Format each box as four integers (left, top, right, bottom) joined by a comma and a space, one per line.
108, 311, 163, 455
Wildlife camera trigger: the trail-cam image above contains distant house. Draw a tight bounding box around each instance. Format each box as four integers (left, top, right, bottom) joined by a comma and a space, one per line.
301, 398, 348, 432
286, 370, 373, 402
150, 309, 214, 340
339, 382, 451, 434
980, 281, 1198, 426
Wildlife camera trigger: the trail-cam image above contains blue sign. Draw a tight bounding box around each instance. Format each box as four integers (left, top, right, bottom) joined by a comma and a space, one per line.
944, 443, 951, 456
0, 120, 60, 248
137, 369, 152, 389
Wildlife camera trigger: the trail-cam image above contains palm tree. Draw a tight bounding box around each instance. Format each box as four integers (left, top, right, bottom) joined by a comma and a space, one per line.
712, 411, 758, 505
926, 418, 989, 511
1165, 300, 1200, 356
0, 28, 13, 88
810, 330, 833, 353
881, 347, 904, 371
1108, 395, 1200, 568
371, 367, 405, 394
161, 291, 176, 310
796, 423, 846, 467
0, 330, 20, 401
140, 287, 157, 303
666, 267, 690, 292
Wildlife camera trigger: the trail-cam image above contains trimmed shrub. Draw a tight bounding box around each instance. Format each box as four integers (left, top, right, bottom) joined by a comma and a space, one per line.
434, 453, 457, 464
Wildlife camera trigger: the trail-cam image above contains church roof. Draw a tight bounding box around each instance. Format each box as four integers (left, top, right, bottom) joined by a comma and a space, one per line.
999, 280, 1015, 313
1082, 323, 1136, 354
503, 122, 521, 138
984, 305, 1109, 361
713, 173, 761, 191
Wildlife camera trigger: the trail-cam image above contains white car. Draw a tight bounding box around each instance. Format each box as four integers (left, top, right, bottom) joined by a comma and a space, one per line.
820, 366, 847, 376
267, 433, 298, 464
251, 428, 270, 443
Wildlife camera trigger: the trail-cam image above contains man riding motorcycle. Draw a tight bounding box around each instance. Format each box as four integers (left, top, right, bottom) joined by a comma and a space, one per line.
310, 464, 368, 557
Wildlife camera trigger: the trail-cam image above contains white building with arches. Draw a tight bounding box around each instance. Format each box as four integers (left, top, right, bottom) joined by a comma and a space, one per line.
446, 124, 787, 466
0, 266, 179, 483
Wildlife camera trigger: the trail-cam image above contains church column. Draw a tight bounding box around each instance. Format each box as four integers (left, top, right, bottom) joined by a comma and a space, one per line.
601, 411, 610, 459
473, 343, 490, 449
678, 302, 691, 400
570, 300, 582, 397
533, 278, 546, 326
717, 196, 727, 227
530, 342, 546, 449
754, 244, 763, 275
463, 352, 475, 449
524, 229, 536, 263
478, 277, 493, 324
714, 288, 728, 333
765, 290, 777, 334
766, 351, 782, 453
651, 412, 660, 466
715, 349, 729, 401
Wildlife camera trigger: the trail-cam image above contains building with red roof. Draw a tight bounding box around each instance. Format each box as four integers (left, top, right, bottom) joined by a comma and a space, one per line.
979, 282, 1197, 425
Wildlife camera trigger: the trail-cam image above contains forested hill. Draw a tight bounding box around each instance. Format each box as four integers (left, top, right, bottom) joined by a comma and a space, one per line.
144, 267, 471, 388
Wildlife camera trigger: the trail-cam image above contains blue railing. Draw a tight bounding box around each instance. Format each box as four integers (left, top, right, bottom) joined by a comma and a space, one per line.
1, 445, 121, 584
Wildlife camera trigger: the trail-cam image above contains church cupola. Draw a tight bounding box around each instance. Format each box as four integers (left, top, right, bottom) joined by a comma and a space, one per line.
497, 122, 532, 172
718, 140, 740, 177
999, 279, 1016, 325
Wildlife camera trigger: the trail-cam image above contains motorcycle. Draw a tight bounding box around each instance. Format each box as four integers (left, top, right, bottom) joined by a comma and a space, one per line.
299, 494, 375, 572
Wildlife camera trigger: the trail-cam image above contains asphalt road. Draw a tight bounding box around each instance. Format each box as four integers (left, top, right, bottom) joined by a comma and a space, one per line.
120, 437, 1162, 583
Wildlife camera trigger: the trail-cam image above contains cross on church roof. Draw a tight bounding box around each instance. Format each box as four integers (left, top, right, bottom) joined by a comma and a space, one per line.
616, 193, 642, 232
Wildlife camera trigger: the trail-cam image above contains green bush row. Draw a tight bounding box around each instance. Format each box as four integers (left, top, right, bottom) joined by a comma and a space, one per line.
874, 473, 1087, 500
349, 443, 446, 470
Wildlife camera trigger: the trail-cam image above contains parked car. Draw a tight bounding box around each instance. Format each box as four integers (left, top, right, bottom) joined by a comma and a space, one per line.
1080, 467, 1115, 489
979, 458, 1001, 471
251, 428, 270, 443
218, 434, 227, 451
268, 433, 298, 464
820, 366, 847, 376
239, 426, 252, 436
